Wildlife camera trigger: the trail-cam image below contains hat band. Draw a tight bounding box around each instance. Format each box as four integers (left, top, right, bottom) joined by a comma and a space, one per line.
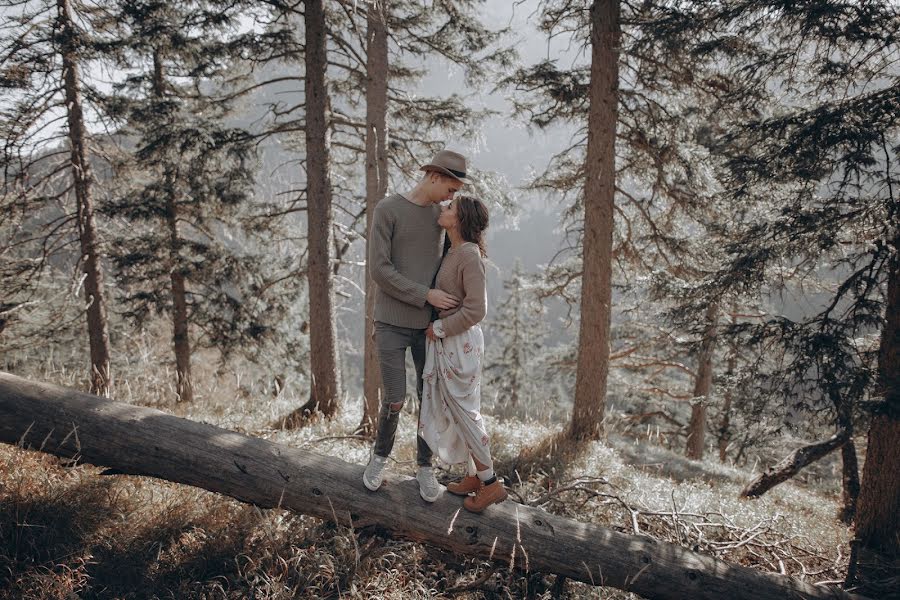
446, 167, 466, 179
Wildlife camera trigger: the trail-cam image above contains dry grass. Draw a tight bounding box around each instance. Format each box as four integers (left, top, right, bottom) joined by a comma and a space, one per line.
0, 328, 877, 599
0, 443, 562, 599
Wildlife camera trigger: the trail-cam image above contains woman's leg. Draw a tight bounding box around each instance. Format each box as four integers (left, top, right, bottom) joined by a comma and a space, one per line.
463, 448, 506, 512
447, 453, 480, 496
467, 454, 477, 476
471, 453, 496, 484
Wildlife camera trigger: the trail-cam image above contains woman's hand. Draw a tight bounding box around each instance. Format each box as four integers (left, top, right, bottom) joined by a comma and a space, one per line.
426, 323, 437, 341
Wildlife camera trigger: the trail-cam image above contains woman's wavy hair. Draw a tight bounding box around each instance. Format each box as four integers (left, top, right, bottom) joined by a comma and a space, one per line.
455, 196, 489, 258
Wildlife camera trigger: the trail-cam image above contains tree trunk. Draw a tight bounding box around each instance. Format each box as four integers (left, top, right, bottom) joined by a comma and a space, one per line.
509, 363, 520, 407
853, 234, 900, 586
569, 0, 619, 443
686, 303, 718, 460
303, 0, 341, 418
740, 429, 850, 498
839, 438, 860, 524
855, 415, 900, 551
168, 226, 193, 404
58, 0, 111, 397
718, 350, 736, 463
359, 0, 389, 436
509, 290, 522, 407
153, 49, 193, 403
0, 371, 869, 600
831, 390, 859, 524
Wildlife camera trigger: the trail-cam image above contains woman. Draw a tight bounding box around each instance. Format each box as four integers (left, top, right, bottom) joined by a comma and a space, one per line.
419, 195, 507, 513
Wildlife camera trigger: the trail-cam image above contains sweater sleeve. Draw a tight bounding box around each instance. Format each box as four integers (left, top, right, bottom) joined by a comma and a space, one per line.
368, 203, 430, 307
434, 250, 486, 338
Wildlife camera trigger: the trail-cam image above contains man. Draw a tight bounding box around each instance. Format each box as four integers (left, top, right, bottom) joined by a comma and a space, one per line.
363, 149, 468, 502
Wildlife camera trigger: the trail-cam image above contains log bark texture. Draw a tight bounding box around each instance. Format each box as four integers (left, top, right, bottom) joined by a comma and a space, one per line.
0, 372, 866, 600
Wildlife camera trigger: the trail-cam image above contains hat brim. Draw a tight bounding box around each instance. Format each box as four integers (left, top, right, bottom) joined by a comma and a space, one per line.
421, 164, 470, 185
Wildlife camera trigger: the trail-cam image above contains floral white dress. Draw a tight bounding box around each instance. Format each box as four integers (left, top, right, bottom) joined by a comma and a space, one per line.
419, 311, 491, 468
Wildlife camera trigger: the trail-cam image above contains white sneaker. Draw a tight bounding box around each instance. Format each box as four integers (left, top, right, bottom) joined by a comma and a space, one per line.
363, 454, 388, 491
416, 466, 442, 502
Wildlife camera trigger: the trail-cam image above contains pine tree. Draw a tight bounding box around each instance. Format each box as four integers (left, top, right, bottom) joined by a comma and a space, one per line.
501, 0, 747, 453
360, 0, 388, 435
677, 1, 900, 589
99, 0, 291, 402
0, 0, 112, 393
301, 0, 342, 418
484, 261, 546, 413
567, 0, 619, 442
685, 303, 718, 459
320, 0, 516, 431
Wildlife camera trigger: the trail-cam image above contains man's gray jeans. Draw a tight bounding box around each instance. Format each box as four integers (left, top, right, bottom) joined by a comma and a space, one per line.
373, 321, 434, 467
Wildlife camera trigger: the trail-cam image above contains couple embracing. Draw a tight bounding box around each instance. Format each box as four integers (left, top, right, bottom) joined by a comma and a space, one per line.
362, 149, 508, 513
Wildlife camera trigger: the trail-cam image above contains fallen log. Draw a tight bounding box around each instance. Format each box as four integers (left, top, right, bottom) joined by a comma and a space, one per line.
0, 372, 865, 600
741, 429, 850, 498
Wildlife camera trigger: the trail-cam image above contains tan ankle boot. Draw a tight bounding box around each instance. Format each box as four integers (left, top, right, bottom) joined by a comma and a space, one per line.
463, 480, 508, 513
447, 475, 482, 496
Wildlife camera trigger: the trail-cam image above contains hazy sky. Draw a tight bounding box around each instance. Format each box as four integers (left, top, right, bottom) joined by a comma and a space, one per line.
418, 1, 585, 207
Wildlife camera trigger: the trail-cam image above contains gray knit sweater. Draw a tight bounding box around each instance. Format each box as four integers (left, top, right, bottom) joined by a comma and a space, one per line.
369, 193, 444, 329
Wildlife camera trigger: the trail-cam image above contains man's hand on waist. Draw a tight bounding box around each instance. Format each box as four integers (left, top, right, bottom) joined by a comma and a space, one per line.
427, 289, 459, 310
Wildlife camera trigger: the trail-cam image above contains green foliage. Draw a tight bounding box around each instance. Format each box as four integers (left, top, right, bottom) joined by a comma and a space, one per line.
323, 0, 518, 211
680, 0, 900, 428
97, 0, 307, 371
502, 0, 898, 458
0, 0, 116, 357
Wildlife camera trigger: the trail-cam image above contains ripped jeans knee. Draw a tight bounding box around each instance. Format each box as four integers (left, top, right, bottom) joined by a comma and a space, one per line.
373, 399, 404, 458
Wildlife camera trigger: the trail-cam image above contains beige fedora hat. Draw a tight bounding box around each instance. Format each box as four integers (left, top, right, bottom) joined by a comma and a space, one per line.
420, 149, 470, 184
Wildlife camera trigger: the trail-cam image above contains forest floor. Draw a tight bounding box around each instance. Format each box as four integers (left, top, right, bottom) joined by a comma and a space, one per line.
0, 349, 864, 599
